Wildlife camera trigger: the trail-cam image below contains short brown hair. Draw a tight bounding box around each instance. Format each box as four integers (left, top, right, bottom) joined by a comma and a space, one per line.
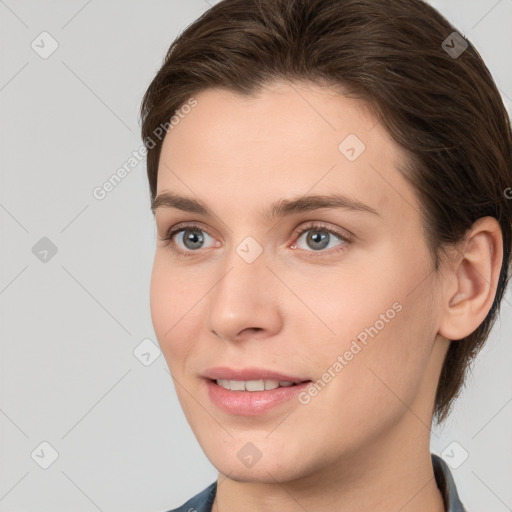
140, 0, 512, 422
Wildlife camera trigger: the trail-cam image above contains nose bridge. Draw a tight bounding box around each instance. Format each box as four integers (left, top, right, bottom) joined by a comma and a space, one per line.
207, 240, 281, 340
215, 232, 269, 296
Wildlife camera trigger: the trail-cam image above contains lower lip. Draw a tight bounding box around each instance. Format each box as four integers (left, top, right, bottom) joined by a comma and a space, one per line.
205, 379, 311, 416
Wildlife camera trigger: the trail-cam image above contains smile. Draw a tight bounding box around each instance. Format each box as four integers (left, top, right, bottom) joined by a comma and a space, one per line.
215, 379, 295, 391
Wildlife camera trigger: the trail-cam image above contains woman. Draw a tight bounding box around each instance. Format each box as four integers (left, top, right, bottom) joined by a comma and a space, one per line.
140, 0, 512, 510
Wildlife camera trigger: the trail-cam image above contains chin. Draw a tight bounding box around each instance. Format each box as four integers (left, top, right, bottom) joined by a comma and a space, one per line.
199, 437, 315, 484
213, 460, 306, 484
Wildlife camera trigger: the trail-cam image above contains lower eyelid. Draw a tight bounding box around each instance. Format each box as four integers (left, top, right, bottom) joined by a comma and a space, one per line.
291, 235, 349, 256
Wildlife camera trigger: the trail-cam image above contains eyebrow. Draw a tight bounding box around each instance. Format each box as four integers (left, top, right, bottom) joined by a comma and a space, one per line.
151, 191, 380, 219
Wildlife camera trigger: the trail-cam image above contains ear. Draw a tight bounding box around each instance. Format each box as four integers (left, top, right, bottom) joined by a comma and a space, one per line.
438, 216, 503, 341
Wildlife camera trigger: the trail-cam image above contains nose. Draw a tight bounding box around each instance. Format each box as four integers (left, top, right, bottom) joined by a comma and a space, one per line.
206, 249, 284, 343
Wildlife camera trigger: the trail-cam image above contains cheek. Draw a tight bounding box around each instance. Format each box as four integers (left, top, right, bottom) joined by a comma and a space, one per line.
299, 252, 437, 415
149, 255, 199, 370
149, 256, 172, 341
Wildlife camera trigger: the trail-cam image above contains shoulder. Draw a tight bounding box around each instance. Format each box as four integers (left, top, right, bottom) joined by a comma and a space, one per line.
166, 482, 217, 512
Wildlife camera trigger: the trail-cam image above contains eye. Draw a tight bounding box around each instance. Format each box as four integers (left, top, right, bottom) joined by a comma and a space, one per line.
291, 223, 351, 255
159, 221, 351, 258
178, 228, 212, 250
160, 223, 218, 256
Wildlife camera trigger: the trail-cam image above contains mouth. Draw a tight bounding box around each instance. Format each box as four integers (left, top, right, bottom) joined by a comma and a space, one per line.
202, 367, 312, 415
215, 378, 302, 391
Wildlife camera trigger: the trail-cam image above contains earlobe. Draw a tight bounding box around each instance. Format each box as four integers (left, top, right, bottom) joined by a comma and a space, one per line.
438, 217, 503, 341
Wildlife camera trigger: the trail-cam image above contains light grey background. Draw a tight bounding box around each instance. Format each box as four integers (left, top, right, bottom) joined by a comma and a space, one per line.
0, 1, 511, 511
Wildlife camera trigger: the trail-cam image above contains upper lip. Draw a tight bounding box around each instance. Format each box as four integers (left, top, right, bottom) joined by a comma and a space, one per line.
203, 367, 309, 383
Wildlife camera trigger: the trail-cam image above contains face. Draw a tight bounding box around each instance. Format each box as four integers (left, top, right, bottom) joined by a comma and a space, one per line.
150, 81, 447, 484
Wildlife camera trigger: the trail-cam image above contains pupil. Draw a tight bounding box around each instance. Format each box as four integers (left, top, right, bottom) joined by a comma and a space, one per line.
184, 229, 204, 249
307, 230, 329, 250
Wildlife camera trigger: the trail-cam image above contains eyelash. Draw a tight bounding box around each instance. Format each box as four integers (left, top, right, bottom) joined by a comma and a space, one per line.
159, 222, 352, 258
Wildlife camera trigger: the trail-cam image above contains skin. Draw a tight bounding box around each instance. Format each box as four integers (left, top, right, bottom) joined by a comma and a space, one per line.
150, 81, 503, 511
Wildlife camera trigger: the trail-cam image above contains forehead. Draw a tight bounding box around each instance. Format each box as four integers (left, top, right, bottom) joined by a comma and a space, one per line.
156, 82, 420, 222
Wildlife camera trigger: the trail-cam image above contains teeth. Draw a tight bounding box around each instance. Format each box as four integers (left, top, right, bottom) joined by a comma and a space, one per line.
246, 380, 265, 391
216, 379, 296, 391
264, 380, 279, 390
229, 380, 245, 391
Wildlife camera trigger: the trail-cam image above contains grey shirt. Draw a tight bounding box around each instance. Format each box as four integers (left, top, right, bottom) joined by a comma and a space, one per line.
168, 453, 467, 512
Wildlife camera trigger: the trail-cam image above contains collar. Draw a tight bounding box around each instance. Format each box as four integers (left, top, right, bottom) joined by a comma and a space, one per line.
432, 453, 467, 511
